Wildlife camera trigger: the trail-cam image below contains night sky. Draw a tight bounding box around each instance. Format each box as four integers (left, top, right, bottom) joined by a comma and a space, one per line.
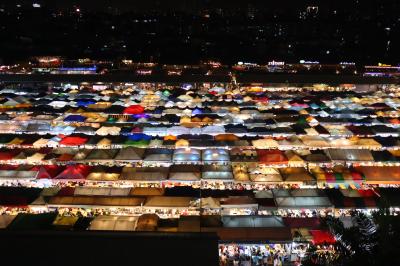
3, 0, 327, 12
1, 0, 399, 63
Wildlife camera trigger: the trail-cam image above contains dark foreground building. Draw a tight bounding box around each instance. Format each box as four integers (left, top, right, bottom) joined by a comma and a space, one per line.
0, 230, 218, 266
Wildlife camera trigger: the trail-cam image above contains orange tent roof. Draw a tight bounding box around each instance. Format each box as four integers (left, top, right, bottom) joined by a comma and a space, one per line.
164, 135, 177, 141
257, 149, 288, 164
215, 134, 239, 141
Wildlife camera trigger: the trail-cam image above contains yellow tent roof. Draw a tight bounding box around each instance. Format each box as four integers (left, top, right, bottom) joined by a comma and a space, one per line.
8, 137, 24, 145
53, 215, 79, 226
175, 139, 189, 147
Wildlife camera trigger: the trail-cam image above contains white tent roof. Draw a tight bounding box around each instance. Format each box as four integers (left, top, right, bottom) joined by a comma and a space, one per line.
202, 165, 233, 180
173, 148, 201, 162
0, 170, 38, 180
275, 196, 332, 208
74, 187, 130, 196
33, 138, 50, 147
167, 126, 191, 135
95, 126, 121, 136
201, 125, 225, 134
326, 149, 374, 161
202, 149, 230, 162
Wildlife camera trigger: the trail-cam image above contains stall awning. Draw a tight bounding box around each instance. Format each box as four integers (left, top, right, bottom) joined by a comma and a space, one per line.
144, 196, 194, 208
355, 166, 400, 184
220, 196, 258, 209
48, 196, 145, 207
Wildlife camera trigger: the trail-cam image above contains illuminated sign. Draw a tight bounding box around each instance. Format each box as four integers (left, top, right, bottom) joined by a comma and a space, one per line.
59, 67, 97, 71
268, 60, 285, 66
300, 60, 319, 64
136, 69, 152, 75
237, 62, 258, 67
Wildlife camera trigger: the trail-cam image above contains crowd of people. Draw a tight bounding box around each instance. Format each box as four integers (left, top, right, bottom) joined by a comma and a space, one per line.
219, 244, 299, 266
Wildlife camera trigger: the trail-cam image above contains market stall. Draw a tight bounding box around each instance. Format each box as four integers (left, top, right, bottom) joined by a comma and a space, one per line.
89, 215, 139, 231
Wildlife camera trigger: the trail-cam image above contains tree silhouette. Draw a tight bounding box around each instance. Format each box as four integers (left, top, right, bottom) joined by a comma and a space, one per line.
303, 203, 400, 266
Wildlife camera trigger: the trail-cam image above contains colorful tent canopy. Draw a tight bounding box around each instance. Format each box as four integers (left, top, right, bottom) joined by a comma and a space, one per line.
63, 115, 86, 122
59, 136, 88, 146
54, 165, 91, 180
33, 165, 65, 179
123, 105, 144, 114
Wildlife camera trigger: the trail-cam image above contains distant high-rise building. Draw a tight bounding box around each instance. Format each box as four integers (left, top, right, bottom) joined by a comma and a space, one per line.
306, 6, 319, 16
247, 4, 257, 19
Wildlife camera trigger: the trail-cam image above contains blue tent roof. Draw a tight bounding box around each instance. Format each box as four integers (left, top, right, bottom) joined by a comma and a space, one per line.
128, 133, 152, 141
76, 100, 96, 107
64, 115, 86, 122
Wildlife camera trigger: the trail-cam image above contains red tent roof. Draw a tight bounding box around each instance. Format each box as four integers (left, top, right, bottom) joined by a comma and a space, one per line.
0, 151, 17, 161
31, 165, 65, 179
254, 96, 269, 103
131, 127, 143, 133
0, 149, 21, 161
357, 189, 376, 197
310, 230, 336, 245
54, 165, 91, 180
59, 136, 88, 146
0, 164, 20, 170
57, 153, 75, 161
123, 105, 145, 114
